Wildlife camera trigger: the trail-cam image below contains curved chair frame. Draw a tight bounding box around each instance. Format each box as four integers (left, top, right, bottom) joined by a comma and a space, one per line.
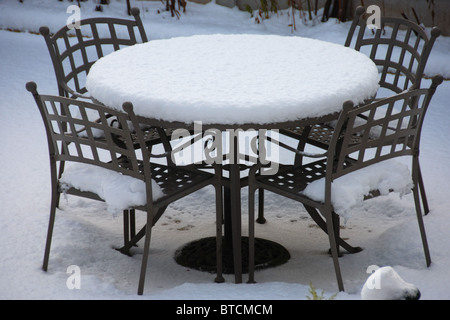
249, 76, 443, 291
40, 7, 148, 100
345, 6, 440, 95
273, 6, 441, 224
27, 82, 224, 295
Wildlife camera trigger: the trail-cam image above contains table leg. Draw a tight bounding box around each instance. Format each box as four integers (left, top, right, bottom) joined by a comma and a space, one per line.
173, 134, 289, 280
223, 187, 232, 253
228, 135, 242, 283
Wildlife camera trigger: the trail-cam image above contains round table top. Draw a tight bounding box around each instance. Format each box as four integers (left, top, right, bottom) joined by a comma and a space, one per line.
86, 34, 379, 126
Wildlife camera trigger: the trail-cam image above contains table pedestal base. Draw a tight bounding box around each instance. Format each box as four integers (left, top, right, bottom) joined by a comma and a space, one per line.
174, 236, 290, 275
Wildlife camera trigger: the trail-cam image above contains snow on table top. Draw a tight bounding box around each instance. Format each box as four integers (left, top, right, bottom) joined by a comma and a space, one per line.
86, 34, 379, 125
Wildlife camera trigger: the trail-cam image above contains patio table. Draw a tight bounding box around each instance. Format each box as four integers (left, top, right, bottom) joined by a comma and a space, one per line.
86, 33, 380, 283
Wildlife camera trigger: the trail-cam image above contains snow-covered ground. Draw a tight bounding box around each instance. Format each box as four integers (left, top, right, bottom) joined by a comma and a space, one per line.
1, 0, 449, 300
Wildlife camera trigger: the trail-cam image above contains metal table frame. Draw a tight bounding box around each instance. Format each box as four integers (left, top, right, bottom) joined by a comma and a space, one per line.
133, 113, 360, 283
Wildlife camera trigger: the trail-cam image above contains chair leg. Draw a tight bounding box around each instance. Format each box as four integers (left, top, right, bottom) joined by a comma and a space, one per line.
55, 160, 65, 208
332, 212, 341, 258
123, 210, 130, 247
417, 163, 430, 215
130, 209, 136, 240
412, 182, 432, 267
303, 205, 362, 254
123, 209, 137, 248
43, 194, 58, 271
256, 189, 266, 224
43, 163, 59, 271
215, 180, 225, 283
118, 207, 167, 256
137, 211, 154, 295
322, 208, 344, 292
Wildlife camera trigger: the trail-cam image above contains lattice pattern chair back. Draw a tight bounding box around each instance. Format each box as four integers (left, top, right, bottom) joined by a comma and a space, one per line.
330, 76, 442, 181
345, 6, 440, 95
27, 82, 225, 295
40, 7, 147, 99
27, 81, 144, 181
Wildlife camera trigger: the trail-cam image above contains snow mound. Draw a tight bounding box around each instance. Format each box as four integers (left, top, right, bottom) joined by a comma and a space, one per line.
361, 266, 420, 300
60, 163, 164, 215
302, 159, 413, 221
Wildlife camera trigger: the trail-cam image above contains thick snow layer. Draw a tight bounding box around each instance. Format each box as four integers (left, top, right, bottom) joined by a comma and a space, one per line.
60, 163, 164, 215
302, 159, 413, 221
361, 266, 420, 300
86, 34, 380, 125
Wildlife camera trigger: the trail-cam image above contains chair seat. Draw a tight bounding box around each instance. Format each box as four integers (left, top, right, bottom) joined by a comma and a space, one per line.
280, 124, 335, 150
256, 158, 413, 220
28, 81, 224, 295
59, 162, 161, 214
256, 158, 330, 195
248, 78, 442, 291
281, 122, 365, 150
60, 162, 213, 214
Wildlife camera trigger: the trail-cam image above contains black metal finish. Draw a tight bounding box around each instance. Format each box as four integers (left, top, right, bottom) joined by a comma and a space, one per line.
345, 6, 440, 95
39, 9, 176, 221
174, 236, 290, 274
278, 6, 441, 220
133, 108, 356, 285
27, 82, 224, 295
248, 76, 443, 291
39, 7, 147, 100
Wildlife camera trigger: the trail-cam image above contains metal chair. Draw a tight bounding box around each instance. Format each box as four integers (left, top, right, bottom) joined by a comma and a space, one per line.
27, 81, 224, 295
39, 9, 178, 233
39, 7, 147, 100
248, 76, 443, 291
282, 6, 441, 147
271, 6, 441, 223
346, 6, 440, 95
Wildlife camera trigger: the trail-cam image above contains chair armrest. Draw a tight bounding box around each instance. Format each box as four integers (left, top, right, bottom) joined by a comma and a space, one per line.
266, 135, 328, 158
60, 81, 93, 100
148, 150, 172, 158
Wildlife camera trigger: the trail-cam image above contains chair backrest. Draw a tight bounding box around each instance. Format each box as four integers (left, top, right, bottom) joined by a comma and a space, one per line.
40, 7, 148, 98
26, 81, 147, 182
329, 75, 442, 181
345, 6, 440, 95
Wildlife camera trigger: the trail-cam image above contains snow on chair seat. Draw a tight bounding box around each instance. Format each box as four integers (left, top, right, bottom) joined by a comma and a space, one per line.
248, 76, 443, 292
27, 82, 223, 295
